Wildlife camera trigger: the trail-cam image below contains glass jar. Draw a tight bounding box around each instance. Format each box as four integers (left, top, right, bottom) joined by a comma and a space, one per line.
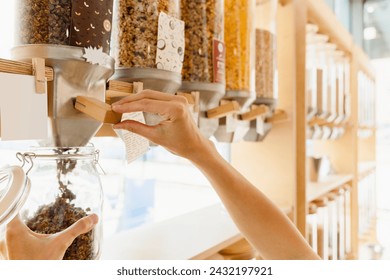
307, 203, 318, 254
255, 0, 278, 100
326, 192, 338, 260
0, 166, 31, 228
312, 197, 329, 260
224, 0, 255, 94
111, 0, 183, 71
180, 0, 225, 84
19, 146, 103, 260
15, 0, 114, 54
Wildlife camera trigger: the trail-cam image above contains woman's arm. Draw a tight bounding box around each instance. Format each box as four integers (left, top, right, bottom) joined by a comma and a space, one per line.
112, 90, 320, 260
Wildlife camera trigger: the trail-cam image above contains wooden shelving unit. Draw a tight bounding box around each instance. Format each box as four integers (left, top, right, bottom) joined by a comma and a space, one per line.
231, 0, 376, 260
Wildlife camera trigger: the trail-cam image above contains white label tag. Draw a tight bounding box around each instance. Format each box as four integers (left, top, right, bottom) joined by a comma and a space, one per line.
0, 73, 48, 141
156, 12, 185, 73
115, 112, 149, 163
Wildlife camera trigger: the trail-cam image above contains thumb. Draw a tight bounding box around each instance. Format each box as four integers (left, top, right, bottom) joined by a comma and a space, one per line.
55, 214, 99, 248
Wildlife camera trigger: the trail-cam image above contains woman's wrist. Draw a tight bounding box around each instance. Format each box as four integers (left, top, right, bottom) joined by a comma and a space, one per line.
186, 138, 220, 167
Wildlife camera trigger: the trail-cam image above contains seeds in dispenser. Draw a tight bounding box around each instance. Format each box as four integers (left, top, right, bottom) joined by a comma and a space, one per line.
255, 29, 276, 98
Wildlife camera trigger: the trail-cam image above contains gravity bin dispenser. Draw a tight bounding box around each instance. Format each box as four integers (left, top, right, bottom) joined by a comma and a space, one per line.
0, 0, 117, 260
109, 0, 184, 126
212, 0, 279, 143
11, 0, 116, 147
178, 0, 226, 139
11, 45, 115, 147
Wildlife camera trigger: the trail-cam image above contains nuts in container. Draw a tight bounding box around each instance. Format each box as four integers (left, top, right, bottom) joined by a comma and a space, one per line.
180, 0, 225, 84
112, 0, 181, 69
224, 0, 255, 93
15, 0, 114, 53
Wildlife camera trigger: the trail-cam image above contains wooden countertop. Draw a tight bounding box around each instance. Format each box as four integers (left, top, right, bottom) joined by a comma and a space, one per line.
101, 204, 241, 260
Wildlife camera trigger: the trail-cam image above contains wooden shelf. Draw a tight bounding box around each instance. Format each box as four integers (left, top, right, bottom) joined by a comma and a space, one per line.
307, 174, 353, 202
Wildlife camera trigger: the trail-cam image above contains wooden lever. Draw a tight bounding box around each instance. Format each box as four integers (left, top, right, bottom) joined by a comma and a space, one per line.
206, 101, 240, 119
106, 80, 143, 102
239, 105, 269, 121
75, 96, 122, 124
265, 109, 288, 123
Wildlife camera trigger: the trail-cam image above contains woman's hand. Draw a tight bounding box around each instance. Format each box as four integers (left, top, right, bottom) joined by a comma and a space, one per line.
112, 90, 215, 163
0, 214, 98, 260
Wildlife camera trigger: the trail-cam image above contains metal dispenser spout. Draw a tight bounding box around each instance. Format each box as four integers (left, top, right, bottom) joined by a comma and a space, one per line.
11, 45, 115, 147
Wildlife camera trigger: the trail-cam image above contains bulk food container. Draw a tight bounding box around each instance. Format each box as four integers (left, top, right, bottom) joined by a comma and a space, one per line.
255, 0, 278, 103
179, 0, 226, 139
343, 184, 352, 255
323, 43, 337, 122
333, 50, 346, 123
326, 192, 338, 260
307, 203, 318, 254
15, 0, 114, 53
111, 0, 182, 70
312, 197, 329, 260
309, 33, 329, 119
180, 0, 225, 84
224, 0, 255, 98
0, 146, 103, 260
332, 188, 346, 259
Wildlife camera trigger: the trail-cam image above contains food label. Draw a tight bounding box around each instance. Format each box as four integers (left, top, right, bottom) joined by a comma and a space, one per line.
115, 112, 149, 163
70, 0, 114, 53
213, 39, 226, 84
156, 12, 185, 73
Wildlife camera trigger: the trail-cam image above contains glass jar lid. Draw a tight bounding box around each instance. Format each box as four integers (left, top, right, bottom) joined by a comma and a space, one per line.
0, 166, 30, 227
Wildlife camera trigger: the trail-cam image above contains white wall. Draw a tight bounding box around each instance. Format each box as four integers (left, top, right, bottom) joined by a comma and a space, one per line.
0, 1, 16, 58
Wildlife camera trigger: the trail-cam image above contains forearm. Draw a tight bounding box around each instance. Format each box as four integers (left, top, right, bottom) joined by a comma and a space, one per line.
189, 144, 320, 260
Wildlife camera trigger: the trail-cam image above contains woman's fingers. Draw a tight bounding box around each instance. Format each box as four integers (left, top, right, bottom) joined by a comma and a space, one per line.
54, 214, 98, 248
